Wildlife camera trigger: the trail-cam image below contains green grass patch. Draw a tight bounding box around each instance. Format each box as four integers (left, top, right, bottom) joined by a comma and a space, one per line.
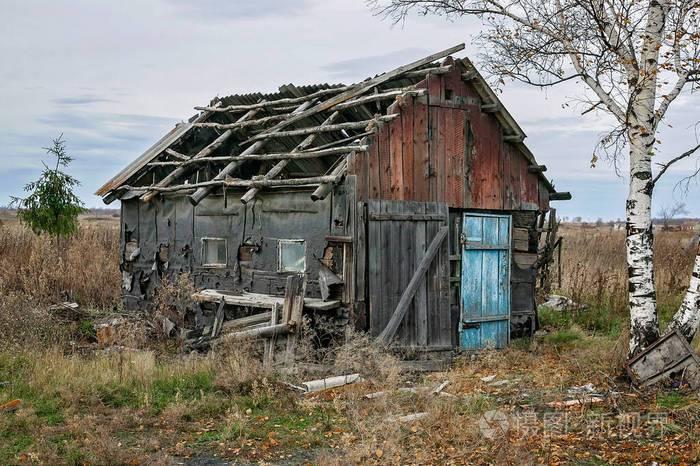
96, 382, 141, 408
656, 391, 689, 410
458, 394, 494, 416
149, 371, 214, 414
544, 327, 584, 348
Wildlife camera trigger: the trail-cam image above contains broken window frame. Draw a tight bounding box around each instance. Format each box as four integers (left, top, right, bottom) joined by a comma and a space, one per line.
201, 237, 228, 268
278, 239, 306, 273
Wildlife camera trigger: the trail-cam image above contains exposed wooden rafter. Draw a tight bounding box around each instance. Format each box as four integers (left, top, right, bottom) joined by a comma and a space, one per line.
140, 104, 270, 203
240, 111, 341, 204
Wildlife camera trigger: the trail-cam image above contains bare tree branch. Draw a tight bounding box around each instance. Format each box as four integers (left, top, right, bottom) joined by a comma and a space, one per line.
653, 143, 700, 186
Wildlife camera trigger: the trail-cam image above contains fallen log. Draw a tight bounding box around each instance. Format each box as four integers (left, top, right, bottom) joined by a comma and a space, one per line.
220, 322, 293, 342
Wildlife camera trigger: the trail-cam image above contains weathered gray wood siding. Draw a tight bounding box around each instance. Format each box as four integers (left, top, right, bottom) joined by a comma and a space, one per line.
119, 180, 355, 310
363, 200, 451, 349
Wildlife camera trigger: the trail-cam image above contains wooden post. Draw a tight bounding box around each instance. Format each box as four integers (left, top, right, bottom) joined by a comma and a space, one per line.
283, 274, 307, 365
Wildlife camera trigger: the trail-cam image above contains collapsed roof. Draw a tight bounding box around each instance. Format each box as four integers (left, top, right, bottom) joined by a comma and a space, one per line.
96, 44, 556, 205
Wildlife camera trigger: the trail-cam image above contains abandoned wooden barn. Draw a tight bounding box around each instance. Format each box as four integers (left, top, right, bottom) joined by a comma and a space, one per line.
96, 44, 569, 357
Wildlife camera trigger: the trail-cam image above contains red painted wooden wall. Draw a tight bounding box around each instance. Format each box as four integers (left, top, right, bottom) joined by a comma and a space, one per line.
348, 61, 549, 211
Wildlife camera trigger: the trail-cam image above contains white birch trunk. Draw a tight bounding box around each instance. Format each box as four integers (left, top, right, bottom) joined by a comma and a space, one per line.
625, 0, 670, 357
626, 131, 660, 357
667, 242, 700, 341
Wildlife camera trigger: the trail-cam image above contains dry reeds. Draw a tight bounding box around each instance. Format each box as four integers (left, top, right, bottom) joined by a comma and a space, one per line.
0, 222, 120, 309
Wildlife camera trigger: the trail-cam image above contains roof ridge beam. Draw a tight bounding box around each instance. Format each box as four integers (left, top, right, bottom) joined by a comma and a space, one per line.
195, 86, 351, 113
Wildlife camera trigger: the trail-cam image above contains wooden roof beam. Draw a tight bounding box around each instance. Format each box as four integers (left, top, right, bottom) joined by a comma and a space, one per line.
550, 192, 572, 201
146, 145, 367, 166
240, 111, 341, 204
188, 99, 314, 205
311, 158, 349, 201
124, 175, 341, 194
503, 134, 525, 143
247, 114, 398, 142
334, 88, 426, 111
189, 43, 465, 205
239, 43, 465, 146
195, 86, 350, 113
140, 104, 269, 203
402, 65, 451, 78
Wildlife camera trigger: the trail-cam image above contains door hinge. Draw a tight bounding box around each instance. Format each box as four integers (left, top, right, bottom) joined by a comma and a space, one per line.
462, 321, 481, 330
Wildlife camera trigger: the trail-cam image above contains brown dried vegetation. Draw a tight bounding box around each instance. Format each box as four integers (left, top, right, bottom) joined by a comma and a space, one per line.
0, 219, 699, 464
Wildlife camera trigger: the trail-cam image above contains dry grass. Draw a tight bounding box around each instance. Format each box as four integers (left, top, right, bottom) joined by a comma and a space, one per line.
1, 219, 699, 464
556, 225, 696, 326
0, 221, 120, 309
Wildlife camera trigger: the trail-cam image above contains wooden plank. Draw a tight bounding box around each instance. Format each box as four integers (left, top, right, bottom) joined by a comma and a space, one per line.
284, 274, 307, 364
451, 108, 466, 207
401, 96, 415, 200
264, 303, 280, 368
438, 204, 451, 346
413, 98, 430, 202
513, 227, 530, 252
414, 203, 429, 347
368, 134, 381, 199
355, 202, 367, 318
437, 108, 448, 203
367, 213, 445, 221
378, 122, 392, 199
241, 43, 465, 145
396, 202, 411, 343
388, 103, 404, 200
377, 226, 448, 344
379, 200, 392, 339
368, 201, 382, 336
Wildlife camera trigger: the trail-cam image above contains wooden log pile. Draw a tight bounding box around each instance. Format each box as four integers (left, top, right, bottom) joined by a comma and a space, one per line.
184, 275, 307, 367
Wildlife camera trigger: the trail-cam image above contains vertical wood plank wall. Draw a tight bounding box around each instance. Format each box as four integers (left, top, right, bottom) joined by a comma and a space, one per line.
348, 64, 549, 211
366, 200, 451, 348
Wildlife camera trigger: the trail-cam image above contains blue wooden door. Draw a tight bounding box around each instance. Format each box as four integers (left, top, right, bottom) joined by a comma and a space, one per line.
460, 213, 511, 349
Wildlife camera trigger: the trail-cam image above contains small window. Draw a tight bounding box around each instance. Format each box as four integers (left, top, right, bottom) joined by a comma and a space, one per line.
202, 238, 227, 267
444, 88, 454, 100
278, 240, 306, 272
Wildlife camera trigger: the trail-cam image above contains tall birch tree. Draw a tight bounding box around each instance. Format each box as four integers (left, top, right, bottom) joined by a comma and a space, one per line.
370, 0, 700, 356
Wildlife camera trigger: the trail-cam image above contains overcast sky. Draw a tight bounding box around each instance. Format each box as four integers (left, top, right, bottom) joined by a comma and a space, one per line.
2, 0, 698, 220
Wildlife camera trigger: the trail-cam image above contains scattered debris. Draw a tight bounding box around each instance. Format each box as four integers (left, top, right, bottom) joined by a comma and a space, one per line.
301, 374, 362, 393
94, 316, 128, 347
567, 383, 599, 396
627, 330, 700, 389
0, 399, 21, 413
489, 379, 511, 387
431, 380, 450, 395
396, 412, 429, 423
48, 302, 87, 322
540, 294, 587, 311
480, 375, 497, 383
546, 397, 605, 409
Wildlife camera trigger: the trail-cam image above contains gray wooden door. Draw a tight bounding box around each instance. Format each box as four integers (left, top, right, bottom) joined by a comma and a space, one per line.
366, 200, 450, 348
